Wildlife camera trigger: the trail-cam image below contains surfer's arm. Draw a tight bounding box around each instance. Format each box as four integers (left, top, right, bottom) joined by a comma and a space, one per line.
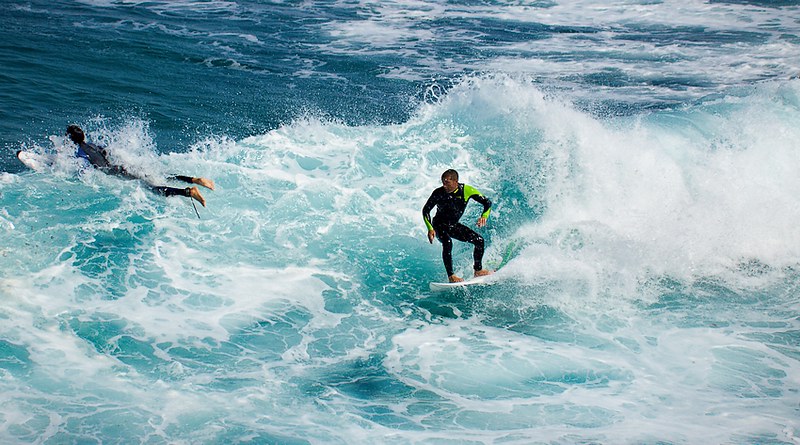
464, 185, 492, 227
422, 192, 438, 243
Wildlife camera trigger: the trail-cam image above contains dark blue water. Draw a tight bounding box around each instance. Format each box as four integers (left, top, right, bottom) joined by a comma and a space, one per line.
2, 1, 800, 443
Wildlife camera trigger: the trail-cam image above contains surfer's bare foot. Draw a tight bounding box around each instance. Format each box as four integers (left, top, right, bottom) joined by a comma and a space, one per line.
448, 274, 464, 283
188, 186, 206, 207
193, 177, 215, 190
474, 269, 492, 277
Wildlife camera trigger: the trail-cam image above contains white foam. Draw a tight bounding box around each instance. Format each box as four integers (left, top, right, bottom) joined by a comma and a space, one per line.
419, 75, 800, 287
3, 76, 800, 443
384, 315, 800, 442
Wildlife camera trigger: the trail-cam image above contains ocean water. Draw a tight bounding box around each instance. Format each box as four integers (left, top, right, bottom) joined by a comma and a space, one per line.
2, 1, 800, 444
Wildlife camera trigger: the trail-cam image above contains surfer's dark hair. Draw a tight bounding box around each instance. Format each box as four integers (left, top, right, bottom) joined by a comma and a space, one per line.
441, 169, 458, 181
66, 125, 85, 144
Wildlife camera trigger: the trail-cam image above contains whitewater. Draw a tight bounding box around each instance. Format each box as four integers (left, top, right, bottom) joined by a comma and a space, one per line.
1, 1, 800, 444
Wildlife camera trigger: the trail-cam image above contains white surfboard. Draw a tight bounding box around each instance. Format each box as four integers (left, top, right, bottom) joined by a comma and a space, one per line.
429, 275, 495, 292
427, 239, 522, 292
17, 150, 55, 171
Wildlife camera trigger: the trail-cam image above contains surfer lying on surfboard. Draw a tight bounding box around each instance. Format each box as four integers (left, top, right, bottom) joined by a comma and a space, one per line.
66, 125, 214, 207
422, 169, 493, 283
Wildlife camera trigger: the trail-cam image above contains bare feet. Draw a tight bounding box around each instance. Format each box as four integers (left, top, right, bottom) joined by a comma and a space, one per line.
187, 186, 206, 207
474, 269, 492, 277
448, 274, 464, 283
192, 177, 215, 190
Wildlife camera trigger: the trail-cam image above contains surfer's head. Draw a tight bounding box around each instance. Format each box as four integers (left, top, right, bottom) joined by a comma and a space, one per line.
66, 125, 85, 144
441, 169, 459, 193
441, 169, 458, 182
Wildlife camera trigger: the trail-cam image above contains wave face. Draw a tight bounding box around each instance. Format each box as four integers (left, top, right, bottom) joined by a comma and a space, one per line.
2, 1, 800, 444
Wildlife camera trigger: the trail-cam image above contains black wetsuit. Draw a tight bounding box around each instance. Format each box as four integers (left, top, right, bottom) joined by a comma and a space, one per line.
76, 142, 194, 198
422, 183, 492, 276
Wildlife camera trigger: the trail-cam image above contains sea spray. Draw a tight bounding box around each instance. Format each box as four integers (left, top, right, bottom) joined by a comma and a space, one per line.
2, 75, 799, 443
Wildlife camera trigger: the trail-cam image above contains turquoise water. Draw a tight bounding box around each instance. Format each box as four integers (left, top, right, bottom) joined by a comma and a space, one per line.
2, 1, 800, 444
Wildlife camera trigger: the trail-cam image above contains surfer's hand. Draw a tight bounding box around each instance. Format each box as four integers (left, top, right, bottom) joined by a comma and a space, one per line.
427, 230, 436, 244
477, 217, 487, 228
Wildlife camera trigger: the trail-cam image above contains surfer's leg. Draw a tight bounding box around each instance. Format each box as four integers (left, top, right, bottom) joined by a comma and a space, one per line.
450, 224, 487, 273
440, 236, 455, 277
435, 228, 456, 278
151, 185, 206, 207
170, 175, 215, 190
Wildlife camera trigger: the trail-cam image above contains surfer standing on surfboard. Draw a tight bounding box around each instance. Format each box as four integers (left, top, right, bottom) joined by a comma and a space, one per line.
66, 125, 214, 207
422, 169, 493, 283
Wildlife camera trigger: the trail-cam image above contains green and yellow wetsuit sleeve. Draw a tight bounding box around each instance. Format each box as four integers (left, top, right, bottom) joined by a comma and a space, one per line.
463, 184, 492, 219
422, 192, 437, 231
